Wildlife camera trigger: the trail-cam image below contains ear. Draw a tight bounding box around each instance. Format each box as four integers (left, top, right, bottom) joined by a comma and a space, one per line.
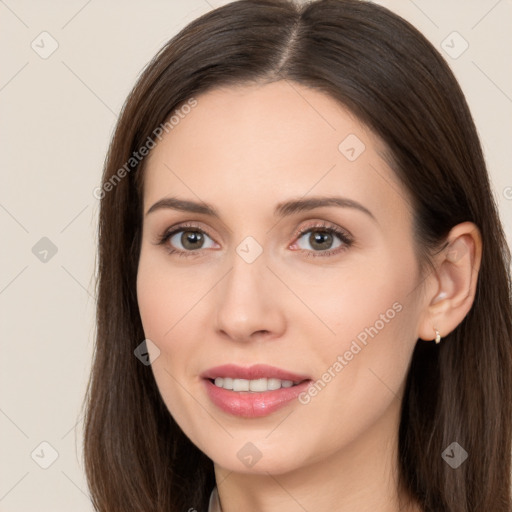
417, 222, 482, 342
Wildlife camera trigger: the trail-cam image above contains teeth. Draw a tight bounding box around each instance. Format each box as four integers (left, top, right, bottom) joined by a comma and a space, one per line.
213, 377, 299, 392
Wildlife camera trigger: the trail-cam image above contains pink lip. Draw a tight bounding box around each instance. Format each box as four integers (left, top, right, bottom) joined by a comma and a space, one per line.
200, 364, 311, 382
200, 364, 312, 418
203, 379, 312, 418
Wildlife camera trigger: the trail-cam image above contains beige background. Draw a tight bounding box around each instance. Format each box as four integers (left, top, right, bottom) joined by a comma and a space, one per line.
0, 0, 511, 510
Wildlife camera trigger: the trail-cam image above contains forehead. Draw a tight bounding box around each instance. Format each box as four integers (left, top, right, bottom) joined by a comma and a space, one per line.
151, 80, 377, 168
142, 80, 410, 223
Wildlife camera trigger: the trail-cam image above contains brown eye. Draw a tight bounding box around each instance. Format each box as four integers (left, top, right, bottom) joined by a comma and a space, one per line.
302, 230, 337, 251
156, 222, 219, 256
166, 229, 216, 252
289, 221, 354, 258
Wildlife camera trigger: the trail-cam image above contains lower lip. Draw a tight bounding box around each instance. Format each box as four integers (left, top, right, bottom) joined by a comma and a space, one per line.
203, 378, 312, 418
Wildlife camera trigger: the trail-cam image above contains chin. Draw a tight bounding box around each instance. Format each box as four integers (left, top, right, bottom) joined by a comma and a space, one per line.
208, 443, 307, 476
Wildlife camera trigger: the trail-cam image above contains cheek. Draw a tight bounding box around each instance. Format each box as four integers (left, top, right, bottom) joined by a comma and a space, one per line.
136, 249, 202, 340
278, 249, 416, 352
136, 250, 209, 385
286, 249, 419, 410
136, 256, 197, 393
137, 255, 204, 442
137, 254, 185, 399
288, 293, 417, 463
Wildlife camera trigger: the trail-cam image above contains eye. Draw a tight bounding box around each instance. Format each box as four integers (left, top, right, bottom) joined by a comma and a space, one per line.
291, 222, 353, 257
156, 223, 217, 256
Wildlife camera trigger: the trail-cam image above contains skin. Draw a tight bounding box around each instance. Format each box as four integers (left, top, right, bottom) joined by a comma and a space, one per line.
136, 80, 482, 512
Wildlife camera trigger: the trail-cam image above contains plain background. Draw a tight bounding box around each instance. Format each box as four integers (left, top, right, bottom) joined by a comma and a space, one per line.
0, 0, 511, 510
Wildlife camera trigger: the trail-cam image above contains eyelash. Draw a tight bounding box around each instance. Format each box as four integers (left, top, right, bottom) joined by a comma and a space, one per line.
155, 221, 354, 258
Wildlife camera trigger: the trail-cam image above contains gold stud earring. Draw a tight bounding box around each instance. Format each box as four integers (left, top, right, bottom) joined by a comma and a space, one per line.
434, 328, 441, 344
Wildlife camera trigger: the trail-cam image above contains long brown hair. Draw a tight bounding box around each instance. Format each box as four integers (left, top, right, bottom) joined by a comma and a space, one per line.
83, 1, 512, 510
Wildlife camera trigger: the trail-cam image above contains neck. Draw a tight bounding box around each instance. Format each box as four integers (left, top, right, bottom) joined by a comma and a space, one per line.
213, 396, 422, 512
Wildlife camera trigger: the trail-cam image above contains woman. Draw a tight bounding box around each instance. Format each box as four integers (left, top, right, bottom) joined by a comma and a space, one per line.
83, 1, 512, 511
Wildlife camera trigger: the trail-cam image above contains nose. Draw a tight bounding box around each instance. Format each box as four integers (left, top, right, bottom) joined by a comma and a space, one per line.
214, 251, 287, 343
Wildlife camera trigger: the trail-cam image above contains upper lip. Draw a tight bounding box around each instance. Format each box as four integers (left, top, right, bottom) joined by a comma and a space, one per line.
200, 364, 311, 382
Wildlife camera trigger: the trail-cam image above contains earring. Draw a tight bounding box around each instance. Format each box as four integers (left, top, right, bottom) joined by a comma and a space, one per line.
434, 328, 441, 344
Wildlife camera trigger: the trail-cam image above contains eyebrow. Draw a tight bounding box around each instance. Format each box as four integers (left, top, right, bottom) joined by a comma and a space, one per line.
145, 195, 376, 222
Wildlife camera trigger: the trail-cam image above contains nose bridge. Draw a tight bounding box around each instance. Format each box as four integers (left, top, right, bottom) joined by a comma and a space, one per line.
222, 241, 267, 308
214, 239, 284, 340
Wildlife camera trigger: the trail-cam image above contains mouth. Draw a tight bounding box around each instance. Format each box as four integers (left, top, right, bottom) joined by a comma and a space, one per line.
200, 364, 313, 418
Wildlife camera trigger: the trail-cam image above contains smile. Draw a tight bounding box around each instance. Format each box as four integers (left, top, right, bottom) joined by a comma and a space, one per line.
212, 377, 303, 392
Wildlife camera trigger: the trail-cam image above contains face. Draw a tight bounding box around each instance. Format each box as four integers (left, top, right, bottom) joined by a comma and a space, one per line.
136, 80, 427, 475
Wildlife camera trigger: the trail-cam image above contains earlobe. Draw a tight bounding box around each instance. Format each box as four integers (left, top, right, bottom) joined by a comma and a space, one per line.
417, 222, 482, 342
